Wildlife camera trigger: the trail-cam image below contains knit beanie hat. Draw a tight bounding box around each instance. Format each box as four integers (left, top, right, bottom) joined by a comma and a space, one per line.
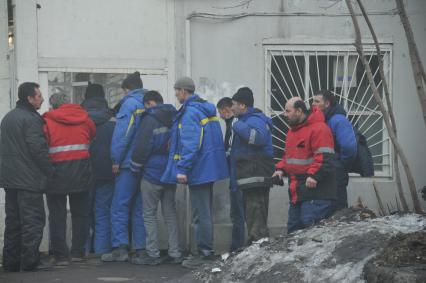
122, 71, 143, 90
85, 82, 105, 99
232, 87, 254, 107
174, 77, 195, 92
49, 93, 70, 109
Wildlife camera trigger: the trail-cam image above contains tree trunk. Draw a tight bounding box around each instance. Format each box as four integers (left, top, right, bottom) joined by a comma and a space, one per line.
356, 0, 409, 212
395, 0, 426, 127
345, 0, 423, 214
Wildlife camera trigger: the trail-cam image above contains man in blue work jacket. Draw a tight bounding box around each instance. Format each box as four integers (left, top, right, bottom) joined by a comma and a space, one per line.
101, 72, 146, 262
161, 77, 228, 269
312, 90, 357, 211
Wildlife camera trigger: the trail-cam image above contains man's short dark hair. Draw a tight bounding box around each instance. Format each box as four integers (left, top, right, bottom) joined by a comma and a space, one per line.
293, 100, 310, 115
143, 90, 163, 104
216, 97, 233, 109
18, 82, 40, 101
315, 89, 336, 107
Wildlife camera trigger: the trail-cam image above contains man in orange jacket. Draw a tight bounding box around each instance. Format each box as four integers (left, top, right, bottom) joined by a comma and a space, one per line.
273, 97, 336, 234
43, 93, 96, 265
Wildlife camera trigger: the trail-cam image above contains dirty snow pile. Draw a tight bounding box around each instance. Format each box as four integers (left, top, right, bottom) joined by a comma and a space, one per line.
192, 211, 425, 283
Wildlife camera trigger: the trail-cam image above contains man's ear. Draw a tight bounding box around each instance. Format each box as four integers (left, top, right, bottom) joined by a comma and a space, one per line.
325, 100, 331, 108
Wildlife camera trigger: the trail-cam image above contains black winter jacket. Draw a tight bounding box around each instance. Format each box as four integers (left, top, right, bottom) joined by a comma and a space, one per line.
0, 101, 53, 192
82, 97, 116, 181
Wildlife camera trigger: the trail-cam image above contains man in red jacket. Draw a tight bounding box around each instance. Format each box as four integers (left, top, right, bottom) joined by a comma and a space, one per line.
43, 93, 96, 264
273, 97, 336, 234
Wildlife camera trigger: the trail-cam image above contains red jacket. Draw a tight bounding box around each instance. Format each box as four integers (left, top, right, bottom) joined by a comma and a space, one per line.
43, 104, 96, 163
276, 107, 336, 204
43, 104, 96, 194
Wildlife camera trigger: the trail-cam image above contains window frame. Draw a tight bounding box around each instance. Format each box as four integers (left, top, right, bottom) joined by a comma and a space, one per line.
264, 43, 393, 178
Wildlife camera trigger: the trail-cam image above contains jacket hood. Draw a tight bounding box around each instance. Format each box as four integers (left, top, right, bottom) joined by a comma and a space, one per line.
126, 88, 146, 101
43, 104, 89, 125
147, 104, 177, 128
325, 103, 347, 121
308, 106, 326, 124
241, 107, 273, 129
81, 96, 109, 111
186, 94, 217, 117
291, 106, 325, 131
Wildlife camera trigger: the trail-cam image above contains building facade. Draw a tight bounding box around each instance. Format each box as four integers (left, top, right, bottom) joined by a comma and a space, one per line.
1, 0, 426, 253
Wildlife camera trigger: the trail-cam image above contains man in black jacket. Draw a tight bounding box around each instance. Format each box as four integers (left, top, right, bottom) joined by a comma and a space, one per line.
0, 82, 53, 271
217, 97, 245, 252
81, 83, 116, 255
130, 91, 180, 265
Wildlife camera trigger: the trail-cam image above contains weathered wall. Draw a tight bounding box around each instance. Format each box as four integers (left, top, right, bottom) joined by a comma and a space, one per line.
1, 0, 425, 256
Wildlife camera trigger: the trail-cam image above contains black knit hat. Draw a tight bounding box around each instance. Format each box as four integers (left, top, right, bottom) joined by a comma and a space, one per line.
85, 82, 105, 99
122, 71, 143, 90
232, 87, 254, 107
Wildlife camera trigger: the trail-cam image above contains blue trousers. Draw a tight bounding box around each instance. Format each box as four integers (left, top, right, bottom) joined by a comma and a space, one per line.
111, 169, 145, 249
287, 199, 332, 234
229, 188, 245, 252
189, 182, 214, 256
94, 181, 114, 254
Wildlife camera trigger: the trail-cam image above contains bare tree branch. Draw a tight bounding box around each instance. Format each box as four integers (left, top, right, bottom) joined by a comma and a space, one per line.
345, 0, 423, 213
395, 0, 426, 127
356, 0, 408, 212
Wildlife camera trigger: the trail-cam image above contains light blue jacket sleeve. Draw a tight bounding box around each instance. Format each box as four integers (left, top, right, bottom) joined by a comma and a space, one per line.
233, 116, 270, 146
176, 108, 202, 175
111, 101, 134, 165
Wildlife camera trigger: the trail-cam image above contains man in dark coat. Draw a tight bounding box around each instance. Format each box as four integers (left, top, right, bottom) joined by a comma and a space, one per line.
0, 82, 53, 271
130, 91, 180, 265
43, 93, 96, 264
81, 83, 116, 254
230, 88, 274, 244
217, 97, 245, 252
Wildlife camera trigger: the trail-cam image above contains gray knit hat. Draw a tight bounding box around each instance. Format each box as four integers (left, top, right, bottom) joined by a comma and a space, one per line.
49, 93, 71, 109
174, 77, 195, 92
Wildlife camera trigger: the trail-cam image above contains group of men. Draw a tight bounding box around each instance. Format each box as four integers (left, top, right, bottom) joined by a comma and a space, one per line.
0, 71, 357, 272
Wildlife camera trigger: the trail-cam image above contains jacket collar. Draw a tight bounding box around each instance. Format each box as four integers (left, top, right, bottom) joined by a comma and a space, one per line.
16, 100, 44, 121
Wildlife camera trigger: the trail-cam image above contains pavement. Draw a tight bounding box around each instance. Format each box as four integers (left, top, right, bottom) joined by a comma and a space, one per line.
0, 257, 192, 283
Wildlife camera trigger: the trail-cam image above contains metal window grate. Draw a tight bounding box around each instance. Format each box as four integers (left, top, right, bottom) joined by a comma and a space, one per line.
265, 46, 392, 176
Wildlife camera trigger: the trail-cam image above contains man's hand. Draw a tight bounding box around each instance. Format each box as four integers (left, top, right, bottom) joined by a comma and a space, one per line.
112, 164, 120, 175
306, 176, 317, 188
272, 170, 284, 178
177, 174, 188, 184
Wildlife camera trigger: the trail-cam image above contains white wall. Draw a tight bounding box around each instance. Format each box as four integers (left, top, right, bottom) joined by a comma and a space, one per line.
2, 0, 426, 255
0, 0, 11, 255
178, 0, 426, 233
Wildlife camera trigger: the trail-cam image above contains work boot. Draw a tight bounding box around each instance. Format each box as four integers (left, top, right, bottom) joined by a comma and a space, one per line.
101, 245, 129, 262
161, 255, 185, 264
131, 250, 161, 266
181, 254, 215, 269
52, 257, 70, 267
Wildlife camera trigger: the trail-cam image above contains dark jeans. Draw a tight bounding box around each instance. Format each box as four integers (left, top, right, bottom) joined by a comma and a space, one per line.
189, 182, 214, 256
47, 191, 89, 259
2, 188, 45, 271
287, 199, 333, 234
229, 188, 245, 252
243, 187, 270, 243
334, 162, 349, 211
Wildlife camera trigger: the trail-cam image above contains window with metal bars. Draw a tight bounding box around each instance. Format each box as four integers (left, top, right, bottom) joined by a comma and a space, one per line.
265, 46, 392, 176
